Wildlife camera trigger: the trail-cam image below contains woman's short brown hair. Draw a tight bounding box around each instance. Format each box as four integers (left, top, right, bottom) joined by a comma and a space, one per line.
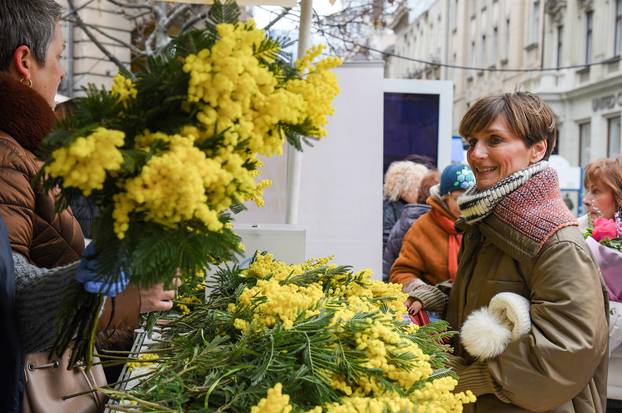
584, 155, 622, 211
459, 92, 558, 160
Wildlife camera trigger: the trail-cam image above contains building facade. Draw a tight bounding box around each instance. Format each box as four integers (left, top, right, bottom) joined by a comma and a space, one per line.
58, 0, 133, 97
386, 0, 622, 167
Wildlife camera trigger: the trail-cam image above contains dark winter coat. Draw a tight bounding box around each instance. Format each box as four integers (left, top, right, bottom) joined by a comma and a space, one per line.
382, 203, 430, 281
69, 196, 98, 239
0, 216, 21, 413
383, 199, 406, 252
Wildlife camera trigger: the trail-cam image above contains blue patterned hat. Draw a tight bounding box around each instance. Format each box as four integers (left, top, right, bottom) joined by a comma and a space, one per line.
439, 163, 475, 196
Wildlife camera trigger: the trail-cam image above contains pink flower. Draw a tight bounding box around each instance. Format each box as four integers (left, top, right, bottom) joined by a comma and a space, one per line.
592, 218, 619, 242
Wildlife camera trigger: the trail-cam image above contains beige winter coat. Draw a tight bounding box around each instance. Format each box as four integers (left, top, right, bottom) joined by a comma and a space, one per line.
447, 169, 609, 413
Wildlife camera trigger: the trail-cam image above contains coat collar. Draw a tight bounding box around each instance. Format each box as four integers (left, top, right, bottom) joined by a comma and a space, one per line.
0, 73, 56, 152
457, 216, 549, 260
456, 169, 578, 260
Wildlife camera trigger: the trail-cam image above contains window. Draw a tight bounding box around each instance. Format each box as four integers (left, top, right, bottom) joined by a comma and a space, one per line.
505, 18, 511, 56
450, 0, 458, 30
616, 0, 622, 56
552, 124, 560, 155
481, 35, 487, 65
492, 27, 498, 64
608, 116, 621, 156
470, 41, 476, 67
586, 11, 593, 64
481, 8, 488, 29
556, 25, 563, 68
579, 122, 591, 167
530, 1, 540, 44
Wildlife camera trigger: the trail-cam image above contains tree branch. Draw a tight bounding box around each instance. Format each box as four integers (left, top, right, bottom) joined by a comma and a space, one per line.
263, 7, 292, 31
162, 4, 192, 29
106, 0, 154, 11
144, 3, 168, 55
67, 0, 127, 72
69, 18, 146, 57
61, 0, 97, 20
179, 12, 208, 33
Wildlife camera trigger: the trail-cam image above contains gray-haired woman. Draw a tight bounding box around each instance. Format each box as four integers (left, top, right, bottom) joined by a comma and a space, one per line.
382, 161, 428, 252
0, 1, 175, 410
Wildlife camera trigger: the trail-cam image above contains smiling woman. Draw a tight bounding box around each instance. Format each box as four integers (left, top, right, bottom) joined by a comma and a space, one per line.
445, 92, 609, 413
459, 93, 555, 190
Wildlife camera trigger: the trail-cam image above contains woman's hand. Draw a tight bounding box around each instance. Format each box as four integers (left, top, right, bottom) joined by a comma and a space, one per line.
405, 297, 423, 315
139, 278, 182, 313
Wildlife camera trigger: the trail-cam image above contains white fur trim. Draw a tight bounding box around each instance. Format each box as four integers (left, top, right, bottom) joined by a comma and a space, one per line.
460, 307, 512, 359
489, 292, 531, 341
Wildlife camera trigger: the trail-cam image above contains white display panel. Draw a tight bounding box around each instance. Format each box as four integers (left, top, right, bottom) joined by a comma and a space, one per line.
234, 223, 306, 264
235, 61, 385, 278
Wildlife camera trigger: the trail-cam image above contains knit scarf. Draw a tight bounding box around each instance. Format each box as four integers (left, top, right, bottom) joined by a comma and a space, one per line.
430, 208, 462, 281
458, 161, 549, 224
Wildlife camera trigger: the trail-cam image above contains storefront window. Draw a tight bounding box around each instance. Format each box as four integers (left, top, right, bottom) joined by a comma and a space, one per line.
579, 122, 591, 167
608, 115, 621, 156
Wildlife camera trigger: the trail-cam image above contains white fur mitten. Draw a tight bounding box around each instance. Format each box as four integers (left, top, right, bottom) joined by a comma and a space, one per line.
460, 292, 531, 359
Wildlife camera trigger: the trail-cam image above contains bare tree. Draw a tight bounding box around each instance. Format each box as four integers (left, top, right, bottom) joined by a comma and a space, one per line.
62, 0, 295, 72
311, 0, 398, 60
63, 0, 212, 71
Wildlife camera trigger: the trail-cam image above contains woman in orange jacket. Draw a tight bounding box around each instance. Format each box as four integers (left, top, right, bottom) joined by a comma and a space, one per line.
390, 163, 474, 316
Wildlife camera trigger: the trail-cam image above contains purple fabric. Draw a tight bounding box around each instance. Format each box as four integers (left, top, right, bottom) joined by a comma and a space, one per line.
586, 236, 622, 302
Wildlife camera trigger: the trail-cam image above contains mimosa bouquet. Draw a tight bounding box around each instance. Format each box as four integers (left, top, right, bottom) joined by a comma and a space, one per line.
37, 0, 341, 367
103, 254, 476, 412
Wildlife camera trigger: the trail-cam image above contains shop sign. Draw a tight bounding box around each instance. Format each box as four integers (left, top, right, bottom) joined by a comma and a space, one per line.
592, 92, 622, 111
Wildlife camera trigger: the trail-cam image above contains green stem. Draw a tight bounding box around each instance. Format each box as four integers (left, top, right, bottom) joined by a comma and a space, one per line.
204, 365, 254, 408
86, 294, 105, 370
103, 388, 177, 412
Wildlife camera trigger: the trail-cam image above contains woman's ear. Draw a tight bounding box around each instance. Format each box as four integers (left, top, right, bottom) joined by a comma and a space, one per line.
530, 139, 548, 163
10, 45, 34, 81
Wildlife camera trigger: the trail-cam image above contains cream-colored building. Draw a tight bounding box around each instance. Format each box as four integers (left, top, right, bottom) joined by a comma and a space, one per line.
57, 0, 133, 97
386, 0, 622, 167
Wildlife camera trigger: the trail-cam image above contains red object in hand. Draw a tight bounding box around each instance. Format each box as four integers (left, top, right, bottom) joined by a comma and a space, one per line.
593, 218, 619, 242
410, 309, 431, 326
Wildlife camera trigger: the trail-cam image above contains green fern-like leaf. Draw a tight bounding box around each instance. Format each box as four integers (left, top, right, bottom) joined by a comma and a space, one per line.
207, 0, 241, 26
279, 119, 321, 151
166, 29, 218, 59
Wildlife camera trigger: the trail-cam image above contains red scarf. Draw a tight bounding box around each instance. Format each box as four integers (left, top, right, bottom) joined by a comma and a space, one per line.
430, 208, 462, 281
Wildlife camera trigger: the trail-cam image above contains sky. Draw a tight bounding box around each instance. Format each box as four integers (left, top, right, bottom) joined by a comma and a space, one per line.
251, 0, 344, 39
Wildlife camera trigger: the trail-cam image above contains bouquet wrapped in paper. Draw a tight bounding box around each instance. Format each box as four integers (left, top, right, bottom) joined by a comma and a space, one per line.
585, 216, 622, 302
37, 1, 341, 366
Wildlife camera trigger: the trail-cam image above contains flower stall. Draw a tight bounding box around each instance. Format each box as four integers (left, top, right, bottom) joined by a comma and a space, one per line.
104, 254, 475, 412
37, 1, 473, 410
